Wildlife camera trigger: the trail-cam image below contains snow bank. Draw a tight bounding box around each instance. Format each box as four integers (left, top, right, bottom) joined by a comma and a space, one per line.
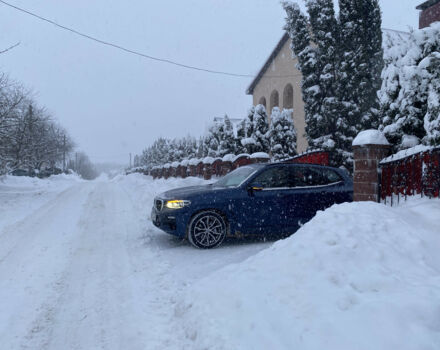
352, 129, 390, 146
0, 173, 82, 192
178, 199, 440, 350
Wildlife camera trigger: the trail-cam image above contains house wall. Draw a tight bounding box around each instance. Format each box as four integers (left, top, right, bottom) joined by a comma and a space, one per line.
251, 38, 308, 153
419, 1, 440, 28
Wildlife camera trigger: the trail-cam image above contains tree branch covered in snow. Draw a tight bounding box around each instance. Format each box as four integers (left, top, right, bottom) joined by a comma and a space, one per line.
379, 23, 440, 150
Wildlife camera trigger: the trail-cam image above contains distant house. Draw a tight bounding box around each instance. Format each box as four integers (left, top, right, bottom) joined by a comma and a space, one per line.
246, 33, 308, 154
416, 0, 440, 28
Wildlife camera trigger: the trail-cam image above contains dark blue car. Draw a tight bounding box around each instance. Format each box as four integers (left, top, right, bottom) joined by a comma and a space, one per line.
151, 163, 353, 249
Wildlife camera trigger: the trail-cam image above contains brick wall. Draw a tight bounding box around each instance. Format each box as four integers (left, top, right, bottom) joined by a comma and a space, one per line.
419, 1, 440, 28
353, 145, 390, 202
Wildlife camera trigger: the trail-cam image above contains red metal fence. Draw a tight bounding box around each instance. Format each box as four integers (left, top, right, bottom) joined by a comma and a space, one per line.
284, 150, 330, 166
130, 150, 331, 179
380, 147, 440, 203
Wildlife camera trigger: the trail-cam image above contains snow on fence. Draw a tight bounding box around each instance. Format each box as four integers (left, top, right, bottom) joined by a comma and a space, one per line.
134, 150, 330, 180
380, 146, 440, 205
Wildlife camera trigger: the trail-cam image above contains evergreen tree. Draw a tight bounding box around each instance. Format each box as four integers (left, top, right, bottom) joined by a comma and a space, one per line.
167, 139, 179, 162
205, 121, 223, 157
424, 52, 440, 146
283, 2, 323, 150
252, 104, 270, 153
202, 134, 211, 158
197, 136, 206, 158
378, 31, 407, 145
269, 107, 297, 160
284, 0, 383, 170
380, 24, 440, 149
339, 0, 383, 130
241, 106, 256, 154
219, 115, 236, 156
306, 0, 344, 164
235, 119, 246, 154
183, 135, 197, 159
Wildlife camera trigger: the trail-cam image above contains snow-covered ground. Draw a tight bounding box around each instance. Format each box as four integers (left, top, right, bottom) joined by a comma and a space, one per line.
0, 174, 439, 349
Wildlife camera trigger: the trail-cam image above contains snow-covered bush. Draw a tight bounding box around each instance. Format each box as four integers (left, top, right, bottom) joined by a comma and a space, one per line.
269, 107, 297, 160
241, 105, 270, 154
380, 23, 440, 150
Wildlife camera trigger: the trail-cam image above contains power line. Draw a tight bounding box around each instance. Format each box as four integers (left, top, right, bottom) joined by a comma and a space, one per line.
0, 0, 303, 80
0, 0, 254, 78
0, 41, 20, 54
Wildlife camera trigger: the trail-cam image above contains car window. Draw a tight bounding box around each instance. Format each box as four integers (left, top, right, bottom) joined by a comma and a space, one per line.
320, 169, 342, 184
214, 166, 257, 187
292, 167, 342, 187
251, 167, 293, 188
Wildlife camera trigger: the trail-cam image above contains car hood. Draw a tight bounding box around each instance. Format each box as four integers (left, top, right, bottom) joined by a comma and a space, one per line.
159, 184, 226, 200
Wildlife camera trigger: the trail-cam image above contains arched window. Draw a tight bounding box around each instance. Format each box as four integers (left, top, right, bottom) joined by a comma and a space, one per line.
270, 90, 279, 112
258, 96, 267, 109
283, 84, 293, 109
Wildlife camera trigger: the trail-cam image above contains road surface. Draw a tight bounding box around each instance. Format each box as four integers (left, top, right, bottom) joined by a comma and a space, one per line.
0, 176, 271, 350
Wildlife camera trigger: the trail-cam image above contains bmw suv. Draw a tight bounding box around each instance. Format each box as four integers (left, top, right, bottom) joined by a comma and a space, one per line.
151, 163, 353, 249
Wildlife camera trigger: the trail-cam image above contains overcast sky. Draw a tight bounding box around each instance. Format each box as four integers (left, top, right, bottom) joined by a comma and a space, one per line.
0, 0, 420, 164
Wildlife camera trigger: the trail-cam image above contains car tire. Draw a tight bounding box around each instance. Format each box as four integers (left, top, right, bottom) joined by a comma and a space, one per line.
188, 211, 227, 249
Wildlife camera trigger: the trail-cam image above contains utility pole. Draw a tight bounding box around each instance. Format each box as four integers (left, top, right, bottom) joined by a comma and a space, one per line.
129, 153, 132, 168
75, 152, 78, 172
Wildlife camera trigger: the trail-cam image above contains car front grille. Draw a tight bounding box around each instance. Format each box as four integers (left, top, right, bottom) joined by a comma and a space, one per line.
155, 199, 164, 211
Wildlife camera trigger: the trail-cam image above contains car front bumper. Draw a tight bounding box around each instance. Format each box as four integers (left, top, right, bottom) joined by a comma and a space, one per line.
150, 205, 190, 238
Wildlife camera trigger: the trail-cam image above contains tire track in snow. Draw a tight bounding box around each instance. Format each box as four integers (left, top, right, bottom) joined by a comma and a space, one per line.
0, 182, 95, 350
0, 184, 87, 263
22, 182, 187, 350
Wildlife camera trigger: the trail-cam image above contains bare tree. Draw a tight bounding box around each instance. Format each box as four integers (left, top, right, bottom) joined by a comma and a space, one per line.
0, 73, 75, 175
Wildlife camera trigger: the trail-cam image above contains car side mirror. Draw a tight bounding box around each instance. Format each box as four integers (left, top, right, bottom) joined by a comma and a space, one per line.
249, 183, 264, 192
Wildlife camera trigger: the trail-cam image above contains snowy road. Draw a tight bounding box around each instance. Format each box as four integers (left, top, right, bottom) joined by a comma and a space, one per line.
2, 174, 439, 350
0, 175, 272, 350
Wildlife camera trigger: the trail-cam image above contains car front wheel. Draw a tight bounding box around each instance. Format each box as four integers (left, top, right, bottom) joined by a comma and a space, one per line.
188, 211, 227, 249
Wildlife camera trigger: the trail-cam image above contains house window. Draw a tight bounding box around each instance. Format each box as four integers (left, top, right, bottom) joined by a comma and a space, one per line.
270, 90, 279, 112
259, 96, 267, 109
283, 84, 293, 109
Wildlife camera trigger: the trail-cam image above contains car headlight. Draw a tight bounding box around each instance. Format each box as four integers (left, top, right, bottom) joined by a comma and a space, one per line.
165, 200, 191, 209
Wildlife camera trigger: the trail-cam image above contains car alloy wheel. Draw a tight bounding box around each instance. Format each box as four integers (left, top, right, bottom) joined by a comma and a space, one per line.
188, 211, 227, 249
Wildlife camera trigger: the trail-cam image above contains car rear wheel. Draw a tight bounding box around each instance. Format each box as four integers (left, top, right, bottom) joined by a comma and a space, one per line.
188, 211, 227, 249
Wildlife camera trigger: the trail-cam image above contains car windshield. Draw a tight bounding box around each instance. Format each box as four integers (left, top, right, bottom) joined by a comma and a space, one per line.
214, 166, 257, 188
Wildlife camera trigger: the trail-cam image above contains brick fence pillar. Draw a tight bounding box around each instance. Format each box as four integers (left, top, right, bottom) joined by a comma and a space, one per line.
352, 130, 391, 202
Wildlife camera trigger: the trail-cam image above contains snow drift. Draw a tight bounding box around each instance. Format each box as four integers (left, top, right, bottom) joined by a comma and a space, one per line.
178, 199, 440, 350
